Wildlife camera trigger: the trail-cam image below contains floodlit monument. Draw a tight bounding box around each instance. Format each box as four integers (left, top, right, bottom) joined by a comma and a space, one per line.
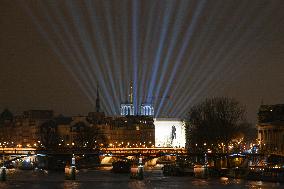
120, 83, 154, 116
154, 118, 186, 148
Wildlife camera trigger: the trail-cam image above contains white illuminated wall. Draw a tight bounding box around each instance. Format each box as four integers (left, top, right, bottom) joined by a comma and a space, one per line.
154, 118, 186, 148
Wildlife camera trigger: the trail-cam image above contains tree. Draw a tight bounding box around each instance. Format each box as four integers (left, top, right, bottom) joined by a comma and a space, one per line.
0, 108, 13, 125
186, 97, 248, 153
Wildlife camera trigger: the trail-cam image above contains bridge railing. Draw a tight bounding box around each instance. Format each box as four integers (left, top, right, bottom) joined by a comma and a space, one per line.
101, 147, 187, 156
0, 147, 37, 155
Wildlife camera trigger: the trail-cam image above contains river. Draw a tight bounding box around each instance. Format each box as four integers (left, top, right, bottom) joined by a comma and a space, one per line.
0, 168, 282, 189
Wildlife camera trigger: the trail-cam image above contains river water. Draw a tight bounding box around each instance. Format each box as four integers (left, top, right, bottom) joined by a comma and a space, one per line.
0, 168, 282, 189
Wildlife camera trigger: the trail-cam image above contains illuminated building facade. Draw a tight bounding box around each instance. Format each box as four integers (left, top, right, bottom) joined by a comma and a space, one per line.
120, 83, 135, 116
257, 104, 284, 155
120, 103, 135, 116
1, 109, 189, 150
0, 110, 54, 146
154, 118, 186, 148
120, 83, 154, 116
140, 103, 154, 116
95, 116, 155, 147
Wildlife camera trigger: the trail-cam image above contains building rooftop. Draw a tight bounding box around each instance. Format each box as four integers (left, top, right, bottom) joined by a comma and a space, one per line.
258, 104, 284, 123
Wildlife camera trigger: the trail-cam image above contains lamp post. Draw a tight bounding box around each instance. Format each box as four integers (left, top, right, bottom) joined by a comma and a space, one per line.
1, 147, 6, 181
137, 157, 144, 180
2, 147, 4, 166
65, 154, 76, 180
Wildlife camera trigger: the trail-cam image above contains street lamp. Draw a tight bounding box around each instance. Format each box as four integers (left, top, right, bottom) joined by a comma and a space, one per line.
2, 147, 4, 167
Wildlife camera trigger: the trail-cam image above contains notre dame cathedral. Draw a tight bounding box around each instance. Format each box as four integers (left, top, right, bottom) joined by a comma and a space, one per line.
120, 84, 154, 116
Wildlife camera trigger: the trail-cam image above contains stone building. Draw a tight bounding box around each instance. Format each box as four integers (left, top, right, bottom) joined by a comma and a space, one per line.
87, 115, 155, 148
0, 110, 54, 147
257, 104, 284, 155
0, 107, 155, 149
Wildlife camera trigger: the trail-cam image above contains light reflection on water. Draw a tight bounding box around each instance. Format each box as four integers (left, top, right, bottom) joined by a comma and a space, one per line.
0, 169, 282, 189
63, 181, 81, 189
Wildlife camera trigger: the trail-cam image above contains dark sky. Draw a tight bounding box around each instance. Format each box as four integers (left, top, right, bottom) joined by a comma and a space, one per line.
0, 0, 283, 123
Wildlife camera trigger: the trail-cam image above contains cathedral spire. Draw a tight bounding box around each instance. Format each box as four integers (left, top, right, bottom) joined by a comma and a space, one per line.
129, 81, 133, 104
96, 85, 100, 112
120, 82, 135, 116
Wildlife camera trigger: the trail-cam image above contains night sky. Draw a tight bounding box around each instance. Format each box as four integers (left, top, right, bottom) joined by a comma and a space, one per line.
0, 0, 283, 123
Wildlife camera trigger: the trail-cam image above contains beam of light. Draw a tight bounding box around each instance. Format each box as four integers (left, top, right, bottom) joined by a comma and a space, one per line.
137, 2, 161, 110
132, 0, 139, 114
139, 1, 169, 109
112, 1, 125, 104
74, 1, 129, 114
80, 0, 117, 113
212, 3, 276, 87
90, 2, 122, 114
46, 3, 100, 91
169, 1, 255, 116
156, 0, 206, 116
22, 0, 276, 118
36, 1, 99, 104
64, 1, 118, 113
184, 5, 272, 115
139, 2, 157, 105
84, 0, 121, 114
66, 1, 118, 114
46, 2, 103, 97
102, 1, 123, 105
191, 4, 275, 111
21, 3, 97, 110
62, 1, 115, 114
87, 0, 130, 109
153, 1, 191, 108
172, 2, 273, 117
147, 1, 174, 99
121, 1, 130, 104
163, 0, 237, 116
51, 1, 116, 114
167, 1, 251, 116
